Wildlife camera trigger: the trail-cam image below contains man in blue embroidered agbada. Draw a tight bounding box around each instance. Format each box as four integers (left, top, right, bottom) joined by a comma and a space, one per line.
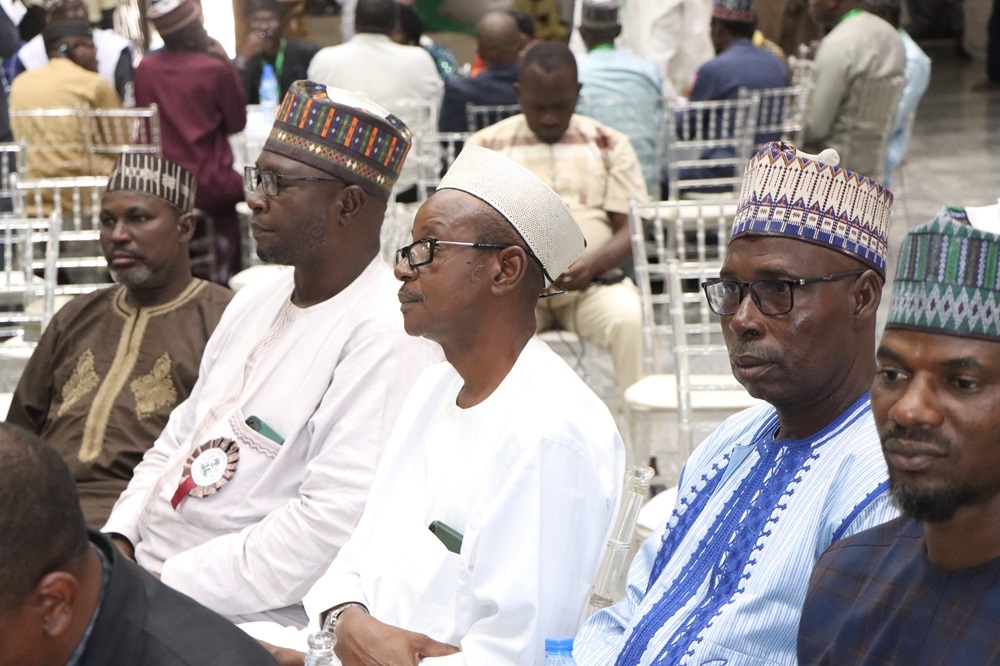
574, 141, 899, 665
798, 208, 1000, 664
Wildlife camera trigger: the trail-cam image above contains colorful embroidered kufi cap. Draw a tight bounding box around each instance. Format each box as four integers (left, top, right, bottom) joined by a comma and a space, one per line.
580, 0, 620, 28
106, 154, 197, 213
437, 144, 585, 287
147, 0, 201, 37
713, 0, 757, 23
731, 141, 892, 276
263, 81, 412, 203
886, 206, 1000, 341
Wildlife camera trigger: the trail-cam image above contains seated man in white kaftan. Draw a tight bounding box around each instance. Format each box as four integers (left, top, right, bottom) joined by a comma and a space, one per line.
245, 145, 625, 664
101, 81, 442, 628
574, 141, 900, 665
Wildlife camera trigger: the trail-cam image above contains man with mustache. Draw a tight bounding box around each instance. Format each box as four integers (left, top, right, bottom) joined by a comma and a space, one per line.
7, 154, 232, 529
244, 144, 624, 665
575, 141, 898, 665
101, 81, 441, 629
798, 207, 1000, 664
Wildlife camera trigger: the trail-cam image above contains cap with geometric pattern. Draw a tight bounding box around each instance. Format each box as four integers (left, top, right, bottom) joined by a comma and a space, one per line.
263, 81, 412, 203
886, 206, 1000, 341
713, 0, 757, 22
147, 0, 201, 36
106, 154, 197, 214
731, 141, 893, 277
436, 144, 585, 288
581, 0, 620, 28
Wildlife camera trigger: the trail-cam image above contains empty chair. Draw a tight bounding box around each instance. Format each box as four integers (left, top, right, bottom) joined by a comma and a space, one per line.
624, 198, 762, 483
84, 104, 161, 158
738, 83, 814, 150
662, 95, 759, 200
464, 102, 521, 131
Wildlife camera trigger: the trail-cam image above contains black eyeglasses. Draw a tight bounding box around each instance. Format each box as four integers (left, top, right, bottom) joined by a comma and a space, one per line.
701, 270, 866, 316
244, 166, 347, 197
395, 238, 513, 268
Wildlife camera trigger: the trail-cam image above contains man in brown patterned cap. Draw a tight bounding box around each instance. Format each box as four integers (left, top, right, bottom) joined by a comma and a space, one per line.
7, 153, 234, 529
101, 81, 442, 629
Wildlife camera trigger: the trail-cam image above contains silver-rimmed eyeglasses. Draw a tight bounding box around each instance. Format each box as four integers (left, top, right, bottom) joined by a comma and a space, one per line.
244, 166, 347, 197
395, 238, 513, 269
701, 270, 866, 316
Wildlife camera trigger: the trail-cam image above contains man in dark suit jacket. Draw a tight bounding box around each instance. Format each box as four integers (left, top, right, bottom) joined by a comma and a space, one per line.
0, 422, 279, 666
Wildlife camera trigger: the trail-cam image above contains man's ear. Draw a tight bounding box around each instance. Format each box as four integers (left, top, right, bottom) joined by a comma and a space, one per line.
177, 211, 198, 243
338, 186, 368, 223
492, 246, 529, 296
34, 571, 79, 638
852, 269, 882, 329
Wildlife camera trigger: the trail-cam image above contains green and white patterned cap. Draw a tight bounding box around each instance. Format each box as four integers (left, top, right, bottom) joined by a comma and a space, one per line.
887, 206, 1000, 341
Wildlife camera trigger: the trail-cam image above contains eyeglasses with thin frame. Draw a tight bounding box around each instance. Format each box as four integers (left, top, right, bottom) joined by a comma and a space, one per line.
244, 166, 347, 197
701, 269, 867, 316
395, 237, 513, 269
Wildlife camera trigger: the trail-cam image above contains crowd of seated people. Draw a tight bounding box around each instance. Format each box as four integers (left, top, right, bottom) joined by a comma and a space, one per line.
3, 1, 990, 666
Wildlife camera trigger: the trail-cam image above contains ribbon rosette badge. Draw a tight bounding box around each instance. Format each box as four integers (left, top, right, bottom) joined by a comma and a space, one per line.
170, 438, 240, 510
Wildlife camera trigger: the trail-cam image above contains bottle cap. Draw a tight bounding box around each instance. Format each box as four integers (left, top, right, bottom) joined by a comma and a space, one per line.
545, 637, 573, 652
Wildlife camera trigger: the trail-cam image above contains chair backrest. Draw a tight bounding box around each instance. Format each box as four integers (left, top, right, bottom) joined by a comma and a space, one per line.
380, 202, 417, 266
386, 98, 438, 199
83, 104, 161, 158
0, 214, 51, 344
662, 95, 759, 200
578, 94, 666, 198
412, 131, 471, 200
845, 74, 908, 184
464, 103, 521, 132
787, 55, 816, 92
628, 198, 738, 376
738, 84, 814, 151
0, 140, 27, 208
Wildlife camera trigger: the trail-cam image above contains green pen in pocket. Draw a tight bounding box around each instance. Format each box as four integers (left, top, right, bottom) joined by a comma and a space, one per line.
245, 415, 285, 445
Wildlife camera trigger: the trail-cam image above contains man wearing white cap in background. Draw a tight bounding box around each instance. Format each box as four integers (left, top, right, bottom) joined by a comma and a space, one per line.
575, 142, 898, 665
102, 81, 441, 629
247, 144, 624, 665
138, 0, 247, 283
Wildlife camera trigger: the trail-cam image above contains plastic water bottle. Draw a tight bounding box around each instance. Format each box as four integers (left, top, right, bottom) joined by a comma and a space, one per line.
541, 637, 578, 665
304, 630, 335, 666
259, 63, 279, 111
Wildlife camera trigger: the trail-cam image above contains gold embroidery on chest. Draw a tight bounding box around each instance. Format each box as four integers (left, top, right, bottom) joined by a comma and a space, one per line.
130, 352, 177, 420
58, 349, 100, 417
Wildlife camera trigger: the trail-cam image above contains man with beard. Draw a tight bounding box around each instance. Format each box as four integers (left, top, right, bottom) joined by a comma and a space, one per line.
574, 142, 898, 665
101, 81, 441, 629
798, 207, 1000, 664
7, 154, 233, 529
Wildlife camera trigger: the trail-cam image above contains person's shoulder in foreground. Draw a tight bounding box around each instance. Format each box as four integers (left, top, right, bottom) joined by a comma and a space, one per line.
798, 206, 1000, 666
0, 421, 278, 666
574, 141, 898, 665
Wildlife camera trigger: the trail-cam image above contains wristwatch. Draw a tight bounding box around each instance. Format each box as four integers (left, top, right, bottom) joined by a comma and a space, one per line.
321, 602, 368, 635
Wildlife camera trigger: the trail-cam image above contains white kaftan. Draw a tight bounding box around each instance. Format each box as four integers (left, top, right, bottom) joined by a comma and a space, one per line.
250, 337, 625, 663
103, 259, 442, 627
575, 394, 898, 666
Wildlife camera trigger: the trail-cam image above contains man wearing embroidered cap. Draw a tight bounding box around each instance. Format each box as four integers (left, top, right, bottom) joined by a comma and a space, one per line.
7, 154, 233, 529
576, 141, 898, 665
799, 208, 1000, 664
244, 144, 624, 664
102, 81, 441, 629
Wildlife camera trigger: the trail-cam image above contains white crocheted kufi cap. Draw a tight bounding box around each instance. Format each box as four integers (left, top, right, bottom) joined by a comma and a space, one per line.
731, 141, 893, 276
437, 144, 586, 285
